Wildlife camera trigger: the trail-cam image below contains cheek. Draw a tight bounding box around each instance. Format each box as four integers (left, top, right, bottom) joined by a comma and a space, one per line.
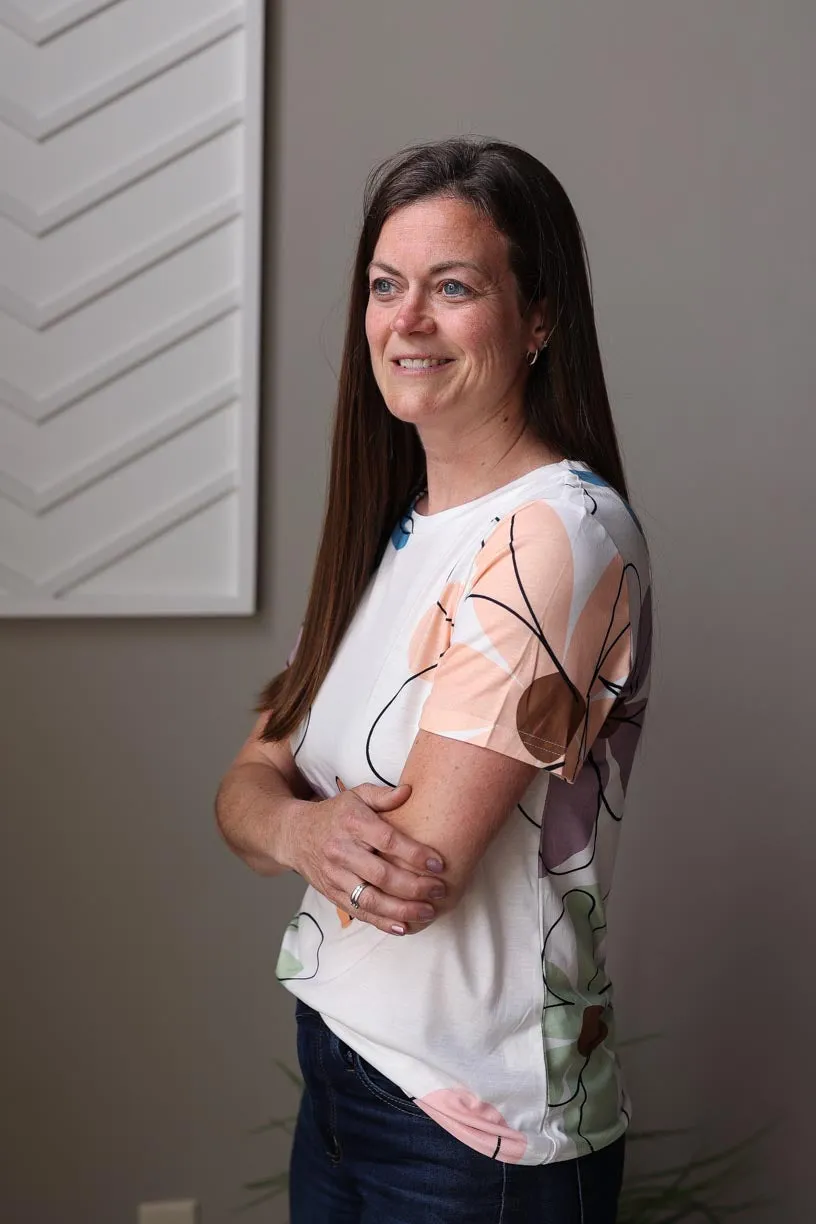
450, 302, 526, 362
455, 309, 522, 366
365, 303, 388, 354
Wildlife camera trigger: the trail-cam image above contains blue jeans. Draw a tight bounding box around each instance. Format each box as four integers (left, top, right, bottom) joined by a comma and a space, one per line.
290, 1000, 625, 1223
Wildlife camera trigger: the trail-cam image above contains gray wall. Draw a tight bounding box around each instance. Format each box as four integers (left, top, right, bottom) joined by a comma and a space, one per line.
3, 2, 813, 1220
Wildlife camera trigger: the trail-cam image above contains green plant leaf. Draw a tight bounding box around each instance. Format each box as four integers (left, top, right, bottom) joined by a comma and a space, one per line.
273, 1058, 304, 1088
246, 1117, 297, 1136
243, 1173, 290, 1192
236, 1172, 290, 1215
630, 1126, 769, 1183
617, 1032, 664, 1049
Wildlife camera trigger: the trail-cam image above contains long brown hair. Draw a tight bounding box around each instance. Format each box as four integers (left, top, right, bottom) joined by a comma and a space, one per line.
261, 137, 628, 740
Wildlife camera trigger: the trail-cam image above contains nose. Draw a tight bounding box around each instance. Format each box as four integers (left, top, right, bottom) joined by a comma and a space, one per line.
391, 290, 435, 336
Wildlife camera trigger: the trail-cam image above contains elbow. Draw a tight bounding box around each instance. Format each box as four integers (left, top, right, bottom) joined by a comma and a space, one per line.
212, 775, 261, 873
213, 790, 244, 865
213, 774, 233, 843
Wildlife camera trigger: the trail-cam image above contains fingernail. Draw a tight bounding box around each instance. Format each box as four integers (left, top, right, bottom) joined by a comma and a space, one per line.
429, 887, 445, 900
426, 857, 444, 873
418, 906, 435, 921
391, 924, 406, 936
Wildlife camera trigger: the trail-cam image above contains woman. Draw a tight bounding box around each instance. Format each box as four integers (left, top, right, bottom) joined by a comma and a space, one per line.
216, 137, 652, 1223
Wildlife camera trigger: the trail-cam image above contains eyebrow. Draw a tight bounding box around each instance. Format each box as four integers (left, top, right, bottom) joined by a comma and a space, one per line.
367, 259, 490, 279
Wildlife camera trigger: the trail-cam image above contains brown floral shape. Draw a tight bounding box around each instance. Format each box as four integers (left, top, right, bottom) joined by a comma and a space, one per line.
517, 673, 586, 764
577, 1005, 608, 1057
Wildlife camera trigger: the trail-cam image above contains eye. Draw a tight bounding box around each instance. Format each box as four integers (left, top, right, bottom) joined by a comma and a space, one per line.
440, 279, 470, 298
370, 277, 395, 296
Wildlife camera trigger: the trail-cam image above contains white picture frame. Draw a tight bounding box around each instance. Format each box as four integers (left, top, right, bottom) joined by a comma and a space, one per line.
0, 0, 264, 616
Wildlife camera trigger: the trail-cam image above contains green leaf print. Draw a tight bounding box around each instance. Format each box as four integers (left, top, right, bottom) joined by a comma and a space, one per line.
575, 1045, 623, 1144
542, 883, 619, 1144
275, 948, 303, 980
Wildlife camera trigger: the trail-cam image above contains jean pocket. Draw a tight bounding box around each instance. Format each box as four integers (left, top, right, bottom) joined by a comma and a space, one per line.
294, 998, 322, 1024
350, 1052, 424, 1118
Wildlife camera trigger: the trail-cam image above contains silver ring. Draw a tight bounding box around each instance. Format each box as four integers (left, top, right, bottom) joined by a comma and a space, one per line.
349, 882, 368, 909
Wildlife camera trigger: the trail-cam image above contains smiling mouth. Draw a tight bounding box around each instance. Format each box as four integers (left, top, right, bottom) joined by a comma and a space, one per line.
393, 357, 454, 370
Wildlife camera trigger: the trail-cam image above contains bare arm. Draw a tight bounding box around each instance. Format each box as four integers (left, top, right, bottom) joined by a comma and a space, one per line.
384, 729, 538, 912
215, 713, 317, 876
215, 714, 450, 933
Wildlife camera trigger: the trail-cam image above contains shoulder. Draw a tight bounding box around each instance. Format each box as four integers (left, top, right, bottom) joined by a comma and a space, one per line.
471, 466, 649, 591
463, 494, 652, 670
470, 493, 615, 593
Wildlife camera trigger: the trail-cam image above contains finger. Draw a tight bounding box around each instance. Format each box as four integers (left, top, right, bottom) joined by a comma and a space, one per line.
353, 782, 412, 812
346, 786, 446, 872
340, 876, 437, 934
349, 805, 445, 875
344, 844, 446, 905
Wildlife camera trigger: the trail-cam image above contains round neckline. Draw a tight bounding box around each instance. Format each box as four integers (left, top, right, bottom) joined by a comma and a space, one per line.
409, 458, 577, 529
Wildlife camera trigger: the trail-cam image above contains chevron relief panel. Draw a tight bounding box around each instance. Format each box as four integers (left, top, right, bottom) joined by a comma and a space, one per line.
0, 0, 262, 615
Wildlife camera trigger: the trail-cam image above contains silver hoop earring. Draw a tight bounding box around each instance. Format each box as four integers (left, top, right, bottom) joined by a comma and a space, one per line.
525, 349, 539, 367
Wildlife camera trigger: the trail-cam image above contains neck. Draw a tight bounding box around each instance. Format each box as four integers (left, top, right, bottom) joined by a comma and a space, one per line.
415, 404, 561, 516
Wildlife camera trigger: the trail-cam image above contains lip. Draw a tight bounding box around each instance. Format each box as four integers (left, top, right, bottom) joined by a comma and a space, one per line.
389, 357, 452, 376
389, 355, 455, 374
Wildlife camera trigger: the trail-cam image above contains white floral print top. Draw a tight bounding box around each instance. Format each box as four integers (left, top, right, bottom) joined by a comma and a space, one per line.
277, 459, 652, 1166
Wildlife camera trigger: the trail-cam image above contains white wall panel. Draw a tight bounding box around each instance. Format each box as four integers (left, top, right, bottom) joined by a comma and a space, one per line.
0, 0, 262, 615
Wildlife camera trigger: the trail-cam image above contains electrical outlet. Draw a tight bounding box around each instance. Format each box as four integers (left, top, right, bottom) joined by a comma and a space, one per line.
137, 1201, 200, 1224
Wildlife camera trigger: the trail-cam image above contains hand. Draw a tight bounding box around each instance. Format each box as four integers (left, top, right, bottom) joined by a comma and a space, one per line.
286, 783, 446, 936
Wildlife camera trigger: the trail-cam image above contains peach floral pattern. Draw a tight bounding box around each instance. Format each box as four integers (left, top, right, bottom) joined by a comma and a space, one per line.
408, 581, 464, 675
420, 501, 632, 783
417, 1088, 528, 1162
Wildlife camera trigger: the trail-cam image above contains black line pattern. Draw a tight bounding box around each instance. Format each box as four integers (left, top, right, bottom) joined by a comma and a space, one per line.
293, 706, 311, 759
276, 912, 325, 982
365, 663, 438, 786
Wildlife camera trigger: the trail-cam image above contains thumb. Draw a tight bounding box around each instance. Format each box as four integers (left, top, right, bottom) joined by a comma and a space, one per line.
354, 782, 412, 811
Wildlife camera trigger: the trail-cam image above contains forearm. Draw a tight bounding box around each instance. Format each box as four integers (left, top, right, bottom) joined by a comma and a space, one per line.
215, 761, 312, 876
388, 730, 537, 910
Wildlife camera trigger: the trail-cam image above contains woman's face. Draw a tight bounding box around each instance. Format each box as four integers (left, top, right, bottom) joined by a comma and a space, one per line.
365, 196, 542, 432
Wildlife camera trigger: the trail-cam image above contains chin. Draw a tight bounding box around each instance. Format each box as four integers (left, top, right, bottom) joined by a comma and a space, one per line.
383, 399, 443, 427
381, 387, 450, 425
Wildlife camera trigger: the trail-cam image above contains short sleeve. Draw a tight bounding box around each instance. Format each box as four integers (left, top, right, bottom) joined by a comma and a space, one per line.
418, 500, 632, 782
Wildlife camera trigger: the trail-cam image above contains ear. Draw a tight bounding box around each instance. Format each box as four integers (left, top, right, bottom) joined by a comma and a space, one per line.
526, 297, 551, 348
